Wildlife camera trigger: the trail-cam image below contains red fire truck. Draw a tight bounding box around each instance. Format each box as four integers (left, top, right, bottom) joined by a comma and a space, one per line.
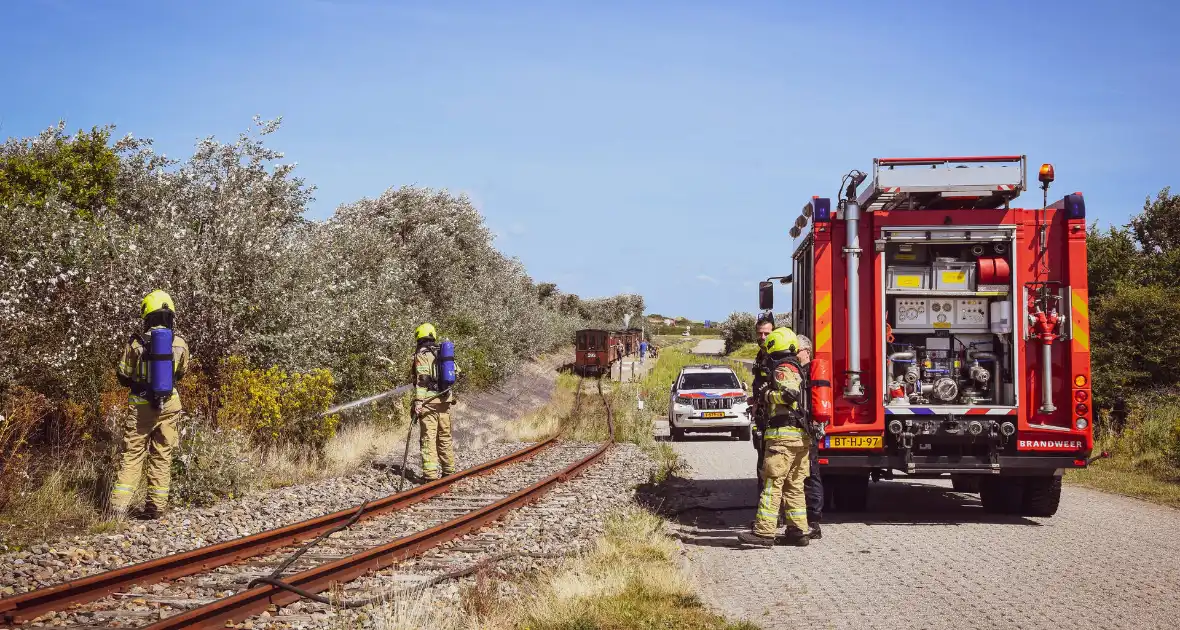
764, 156, 1093, 517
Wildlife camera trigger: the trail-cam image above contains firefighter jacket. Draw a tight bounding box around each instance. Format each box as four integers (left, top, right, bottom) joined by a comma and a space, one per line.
764, 360, 805, 434
411, 345, 455, 405
116, 330, 190, 409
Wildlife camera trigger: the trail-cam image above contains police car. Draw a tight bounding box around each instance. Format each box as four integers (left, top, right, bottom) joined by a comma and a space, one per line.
667, 364, 752, 441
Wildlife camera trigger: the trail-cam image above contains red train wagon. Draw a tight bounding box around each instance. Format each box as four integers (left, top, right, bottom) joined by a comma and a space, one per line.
574, 329, 619, 375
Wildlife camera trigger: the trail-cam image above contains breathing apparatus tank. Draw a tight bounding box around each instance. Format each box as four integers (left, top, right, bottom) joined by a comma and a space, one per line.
810, 358, 833, 423
437, 339, 457, 390
147, 327, 174, 406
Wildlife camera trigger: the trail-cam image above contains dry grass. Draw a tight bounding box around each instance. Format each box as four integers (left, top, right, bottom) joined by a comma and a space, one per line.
1066, 465, 1180, 508
257, 421, 405, 487
0, 466, 102, 547
0, 419, 407, 547
507, 373, 581, 442
324, 581, 461, 630
461, 507, 758, 630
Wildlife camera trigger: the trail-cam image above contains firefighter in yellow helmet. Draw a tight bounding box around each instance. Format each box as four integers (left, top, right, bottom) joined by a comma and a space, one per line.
737, 326, 811, 547
409, 323, 458, 480
108, 290, 191, 520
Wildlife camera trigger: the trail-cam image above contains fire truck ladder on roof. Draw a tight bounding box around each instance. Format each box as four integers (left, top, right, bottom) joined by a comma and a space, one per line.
856, 155, 1027, 213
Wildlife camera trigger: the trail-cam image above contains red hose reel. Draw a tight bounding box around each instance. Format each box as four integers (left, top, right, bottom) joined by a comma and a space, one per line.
977, 256, 1011, 285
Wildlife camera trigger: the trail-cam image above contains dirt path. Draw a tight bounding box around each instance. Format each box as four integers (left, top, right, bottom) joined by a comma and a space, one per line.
664, 437, 1180, 630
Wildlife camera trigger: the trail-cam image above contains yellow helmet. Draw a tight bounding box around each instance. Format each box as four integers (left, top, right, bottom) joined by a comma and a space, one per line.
141, 290, 175, 318
414, 323, 437, 341
762, 327, 799, 355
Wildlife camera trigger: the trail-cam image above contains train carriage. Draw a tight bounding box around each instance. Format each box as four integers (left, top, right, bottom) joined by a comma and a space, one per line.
574, 329, 619, 375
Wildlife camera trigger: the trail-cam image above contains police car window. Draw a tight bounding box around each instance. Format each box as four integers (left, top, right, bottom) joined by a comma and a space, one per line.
679, 372, 740, 390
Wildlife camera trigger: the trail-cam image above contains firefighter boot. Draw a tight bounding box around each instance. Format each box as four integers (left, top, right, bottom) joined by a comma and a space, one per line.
808, 520, 823, 540
778, 527, 810, 547
736, 530, 775, 547
135, 503, 161, 521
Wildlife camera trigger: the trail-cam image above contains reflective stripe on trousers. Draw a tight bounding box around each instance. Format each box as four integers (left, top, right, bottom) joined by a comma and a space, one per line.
109, 405, 179, 510
753, 436, 811, 536
418, 403, 455, 480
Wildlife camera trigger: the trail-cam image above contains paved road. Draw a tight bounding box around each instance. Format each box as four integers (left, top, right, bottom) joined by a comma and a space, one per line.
691, 338, 726, 355
669, 438, 1180, 630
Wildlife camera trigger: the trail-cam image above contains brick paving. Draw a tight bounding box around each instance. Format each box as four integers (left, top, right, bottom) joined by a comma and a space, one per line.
670, 439, 1180, 630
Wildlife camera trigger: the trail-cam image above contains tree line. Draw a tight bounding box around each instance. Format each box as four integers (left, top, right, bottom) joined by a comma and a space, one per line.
0, 119, 644, 504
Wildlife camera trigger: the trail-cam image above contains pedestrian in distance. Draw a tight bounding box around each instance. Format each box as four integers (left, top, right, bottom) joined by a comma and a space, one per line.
738, 327, 812, 547
410, 323, 458, 481
107, 290, 190, 521
639, 339, 648, 365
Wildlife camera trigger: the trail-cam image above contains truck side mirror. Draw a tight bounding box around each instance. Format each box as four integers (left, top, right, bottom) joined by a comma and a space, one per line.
758, 281, 774, 310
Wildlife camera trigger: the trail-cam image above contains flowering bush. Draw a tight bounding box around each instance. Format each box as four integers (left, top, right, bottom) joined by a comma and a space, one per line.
0, 117, 643, 505
218, 356, 340, 452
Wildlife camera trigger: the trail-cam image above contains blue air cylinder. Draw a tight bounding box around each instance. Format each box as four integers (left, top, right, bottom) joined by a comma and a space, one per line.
437, 340, 457, 390
148, 328, 174, 400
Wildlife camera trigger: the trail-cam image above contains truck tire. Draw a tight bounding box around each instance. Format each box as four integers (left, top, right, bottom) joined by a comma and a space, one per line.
670, 426, 685, 442
1021, 475, 1062, 517
951, 474, 982, 493
979, 477, 1024, 514
735, 425, 753, 442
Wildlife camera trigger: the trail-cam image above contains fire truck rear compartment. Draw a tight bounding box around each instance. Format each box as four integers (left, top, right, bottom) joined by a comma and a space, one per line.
884, 240, 1016, 409
881, 236, 1025, 473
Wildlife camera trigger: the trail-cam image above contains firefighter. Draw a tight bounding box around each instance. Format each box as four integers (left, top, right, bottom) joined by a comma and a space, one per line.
749, 314, 776, 488
794, 334, 824, 540
410, 323, 457, 481
107, 290, 191, 520
737, 326, 811, 547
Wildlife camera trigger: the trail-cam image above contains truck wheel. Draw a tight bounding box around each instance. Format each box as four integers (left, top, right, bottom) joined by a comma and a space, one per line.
979, 477, 1024, 514
1021, 475, 1062, 517
951, 475, 982, 493
735, 425, 753, 441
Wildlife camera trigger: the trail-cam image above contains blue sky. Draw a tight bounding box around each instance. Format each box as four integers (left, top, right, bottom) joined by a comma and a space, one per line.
3, 0, 1177, 320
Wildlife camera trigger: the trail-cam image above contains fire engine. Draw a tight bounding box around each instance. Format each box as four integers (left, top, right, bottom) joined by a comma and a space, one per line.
762, 156, 1094, 517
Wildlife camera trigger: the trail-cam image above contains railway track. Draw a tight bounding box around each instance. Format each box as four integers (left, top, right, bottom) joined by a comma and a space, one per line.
1, 377, 614, 629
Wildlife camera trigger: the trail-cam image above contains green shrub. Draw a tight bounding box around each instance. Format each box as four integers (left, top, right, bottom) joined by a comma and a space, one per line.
170, 421, 261, 507
720, 312, 757, 354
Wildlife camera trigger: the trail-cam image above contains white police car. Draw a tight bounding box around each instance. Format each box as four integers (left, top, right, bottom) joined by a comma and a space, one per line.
667, 364, 752, 441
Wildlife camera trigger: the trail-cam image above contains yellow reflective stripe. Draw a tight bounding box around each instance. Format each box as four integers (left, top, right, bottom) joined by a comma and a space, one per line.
765, 427, 804, 438
1072, 288, 1090, 352
112, 484, 135, 495
816, 291, 832, 353
786, 509, 807, 517
147, 486, 169, 495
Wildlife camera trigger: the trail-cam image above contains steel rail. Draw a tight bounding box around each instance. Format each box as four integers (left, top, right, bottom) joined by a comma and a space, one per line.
141, 378, 614, 630
0, 437, 556, 625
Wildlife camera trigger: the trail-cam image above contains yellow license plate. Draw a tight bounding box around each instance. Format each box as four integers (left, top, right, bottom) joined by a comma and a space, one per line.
701, 411, 726, 419
827, 435, 883, 449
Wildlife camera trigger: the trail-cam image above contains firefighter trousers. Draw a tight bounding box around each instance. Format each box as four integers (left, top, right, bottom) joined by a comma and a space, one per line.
418, 402, 455, 480
110, 403, 180, 511
754, 431, 810, 537
805, 440, 823, 525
